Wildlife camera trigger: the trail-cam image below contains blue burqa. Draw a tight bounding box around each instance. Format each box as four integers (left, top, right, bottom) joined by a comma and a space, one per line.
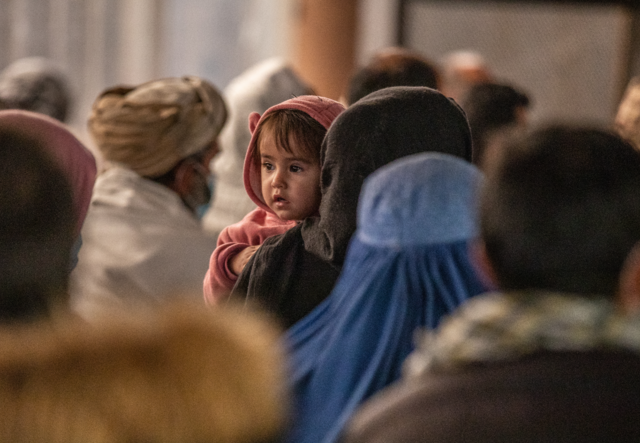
284, 153, 487, 443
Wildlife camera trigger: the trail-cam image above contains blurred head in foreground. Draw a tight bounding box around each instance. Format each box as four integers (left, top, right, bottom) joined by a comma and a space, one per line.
0, 302, 287, 443
0, 124, 75, 322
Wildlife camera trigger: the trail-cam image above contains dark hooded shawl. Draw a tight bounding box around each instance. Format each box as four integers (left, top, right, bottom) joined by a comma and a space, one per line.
231, 87, 472, 327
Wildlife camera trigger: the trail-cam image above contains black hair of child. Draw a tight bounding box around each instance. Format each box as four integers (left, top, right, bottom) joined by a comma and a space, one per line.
253, 108, 327, 166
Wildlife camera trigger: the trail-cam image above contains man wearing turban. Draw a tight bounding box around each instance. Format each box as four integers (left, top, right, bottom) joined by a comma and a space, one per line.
71, 76, 227, 318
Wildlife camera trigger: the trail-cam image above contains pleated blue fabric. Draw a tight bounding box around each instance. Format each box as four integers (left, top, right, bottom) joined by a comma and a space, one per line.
284, 153, 488, 443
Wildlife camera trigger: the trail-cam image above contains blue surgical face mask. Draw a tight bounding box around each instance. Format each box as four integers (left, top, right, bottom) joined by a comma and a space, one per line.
195, 172, 217, 220
69, 234, 83, 271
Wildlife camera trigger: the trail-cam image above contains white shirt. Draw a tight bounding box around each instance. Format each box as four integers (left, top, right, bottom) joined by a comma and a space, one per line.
71, 167, 216, 319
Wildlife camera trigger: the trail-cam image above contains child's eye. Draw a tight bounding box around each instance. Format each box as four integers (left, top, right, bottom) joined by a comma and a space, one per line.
262, 162, 274, 171
290, 165, 303, 173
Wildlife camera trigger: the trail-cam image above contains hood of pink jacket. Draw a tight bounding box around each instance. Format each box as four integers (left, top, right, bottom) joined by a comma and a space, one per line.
0, 110, 97, 235
243, 95, 345, 213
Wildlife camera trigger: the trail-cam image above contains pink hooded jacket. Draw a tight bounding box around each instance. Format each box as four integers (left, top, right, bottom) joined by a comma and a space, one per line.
203, 96, 345, 304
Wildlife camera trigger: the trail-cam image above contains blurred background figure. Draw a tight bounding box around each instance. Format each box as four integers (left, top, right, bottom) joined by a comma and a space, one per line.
0, 1, 631, 135
460, 81, 531, 167
0, 110, 96, 323
615, 76, 640, 150
201, 58, 312, 238
0, 57, 71, 123
0, 110, 97, 270
0, 124, 75, 322
71, 76, 226, 319
345, 47, 440, 105
440, 50, 493, 103
0, 302, 287, 443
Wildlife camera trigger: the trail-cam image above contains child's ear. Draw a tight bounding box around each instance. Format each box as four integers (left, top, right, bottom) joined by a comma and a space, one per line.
248, 112, 261, 134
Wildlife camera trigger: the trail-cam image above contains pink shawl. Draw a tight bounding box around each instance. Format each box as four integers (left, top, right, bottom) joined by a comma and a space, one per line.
0, 110, 97, 234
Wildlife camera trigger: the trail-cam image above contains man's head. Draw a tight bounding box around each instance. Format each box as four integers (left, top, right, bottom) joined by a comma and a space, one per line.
345, 48, 439, 105
440, 50, 493, 103
0, 57, 70, 122
88, 76, 227, 213
461, 82, 530, 166
0, 126, 74, 321
479, 126, 640, 297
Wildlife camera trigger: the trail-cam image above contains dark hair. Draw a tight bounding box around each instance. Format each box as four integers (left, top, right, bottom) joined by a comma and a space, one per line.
461, 82, 530, 165
253, 108, 326, 165
480, 125, 640, 297
0, 127, 74, 321
346, 49, 439, 105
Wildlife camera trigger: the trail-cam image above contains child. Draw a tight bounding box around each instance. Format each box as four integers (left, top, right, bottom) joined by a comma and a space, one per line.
233, 87, 473, 328
203, 96, 345, 304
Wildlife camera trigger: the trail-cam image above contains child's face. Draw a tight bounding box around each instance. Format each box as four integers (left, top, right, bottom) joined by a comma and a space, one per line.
259, 129, 321, 221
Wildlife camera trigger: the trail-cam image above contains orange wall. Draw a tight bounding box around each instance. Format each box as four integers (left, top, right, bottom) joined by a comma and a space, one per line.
291, 0, 359, 100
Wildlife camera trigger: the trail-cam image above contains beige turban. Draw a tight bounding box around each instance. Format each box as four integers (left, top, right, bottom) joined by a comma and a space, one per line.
89, 76, 227, 177
615, 77, 640, 150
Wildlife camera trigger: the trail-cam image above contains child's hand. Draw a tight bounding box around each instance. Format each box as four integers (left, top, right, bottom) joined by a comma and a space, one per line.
230, 245, 260, 276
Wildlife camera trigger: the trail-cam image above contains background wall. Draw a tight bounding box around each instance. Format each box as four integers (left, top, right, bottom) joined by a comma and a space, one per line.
1, 0, 638, 142
399, 1, 629, 126
290, 0, 358, 100
0, 0, 293, 146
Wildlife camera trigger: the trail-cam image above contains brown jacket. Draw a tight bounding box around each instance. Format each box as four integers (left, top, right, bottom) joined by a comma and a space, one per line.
344, 350, 640, 443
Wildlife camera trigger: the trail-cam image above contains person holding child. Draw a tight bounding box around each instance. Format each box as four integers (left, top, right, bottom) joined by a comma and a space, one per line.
231, 87, 473, 327
203, 96, 345, 304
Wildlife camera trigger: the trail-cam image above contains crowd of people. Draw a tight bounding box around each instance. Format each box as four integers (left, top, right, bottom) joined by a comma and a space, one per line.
1, 45, 640, 442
